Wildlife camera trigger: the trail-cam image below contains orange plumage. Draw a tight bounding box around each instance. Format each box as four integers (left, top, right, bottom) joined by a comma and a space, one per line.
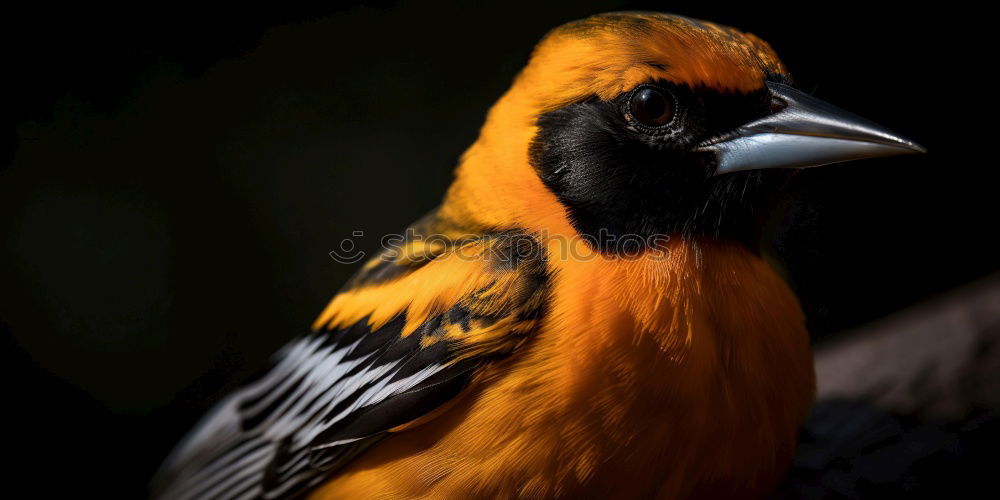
157, 11, 923, 499
313, 242, 812, 498
308, 13, 813, 499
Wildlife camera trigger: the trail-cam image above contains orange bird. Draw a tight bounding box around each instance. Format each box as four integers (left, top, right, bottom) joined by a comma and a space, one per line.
154, 12, 923, 499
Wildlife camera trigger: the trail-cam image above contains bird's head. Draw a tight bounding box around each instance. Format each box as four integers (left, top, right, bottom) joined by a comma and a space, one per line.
443, 12, 923, 251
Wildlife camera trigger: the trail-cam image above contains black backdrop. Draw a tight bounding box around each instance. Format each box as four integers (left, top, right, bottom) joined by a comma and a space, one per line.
1, 2, 993, 497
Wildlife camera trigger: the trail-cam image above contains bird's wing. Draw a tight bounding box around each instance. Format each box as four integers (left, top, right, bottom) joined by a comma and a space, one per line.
153, 213, 549, 500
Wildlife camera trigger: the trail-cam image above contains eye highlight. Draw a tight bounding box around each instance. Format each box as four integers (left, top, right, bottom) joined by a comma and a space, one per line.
628, 86, 674, 128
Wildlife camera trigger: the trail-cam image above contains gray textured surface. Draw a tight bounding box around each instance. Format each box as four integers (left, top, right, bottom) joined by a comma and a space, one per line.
815, 273, 1000, 419
779, 274, 1000, 498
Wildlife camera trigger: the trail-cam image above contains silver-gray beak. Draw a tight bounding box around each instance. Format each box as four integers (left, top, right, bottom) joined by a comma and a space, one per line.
698, 82, 925, 175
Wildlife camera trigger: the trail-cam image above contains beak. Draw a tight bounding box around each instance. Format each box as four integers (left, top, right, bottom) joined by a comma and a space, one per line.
697, 82, 925, 175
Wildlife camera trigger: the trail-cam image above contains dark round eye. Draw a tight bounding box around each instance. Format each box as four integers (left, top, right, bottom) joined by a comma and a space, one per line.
629, 87, 673, 127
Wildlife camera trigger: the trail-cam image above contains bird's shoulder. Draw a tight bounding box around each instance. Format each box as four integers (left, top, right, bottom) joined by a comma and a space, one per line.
154, 210, 550, 499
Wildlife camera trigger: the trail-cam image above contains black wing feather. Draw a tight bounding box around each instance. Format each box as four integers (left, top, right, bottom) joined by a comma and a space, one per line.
153, 222, 548, 499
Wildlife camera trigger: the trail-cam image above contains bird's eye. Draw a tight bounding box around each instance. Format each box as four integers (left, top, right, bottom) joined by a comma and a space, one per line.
629, 87, 674, 128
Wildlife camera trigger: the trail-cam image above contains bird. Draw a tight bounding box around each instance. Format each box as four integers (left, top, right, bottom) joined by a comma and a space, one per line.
153, 12, 924, 499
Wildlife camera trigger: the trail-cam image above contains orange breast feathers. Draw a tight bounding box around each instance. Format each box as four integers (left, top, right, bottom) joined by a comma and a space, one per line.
311, 239, 814, 499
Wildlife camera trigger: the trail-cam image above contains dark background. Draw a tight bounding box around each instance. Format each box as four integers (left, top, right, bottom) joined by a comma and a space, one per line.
1, 2, 993, 498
